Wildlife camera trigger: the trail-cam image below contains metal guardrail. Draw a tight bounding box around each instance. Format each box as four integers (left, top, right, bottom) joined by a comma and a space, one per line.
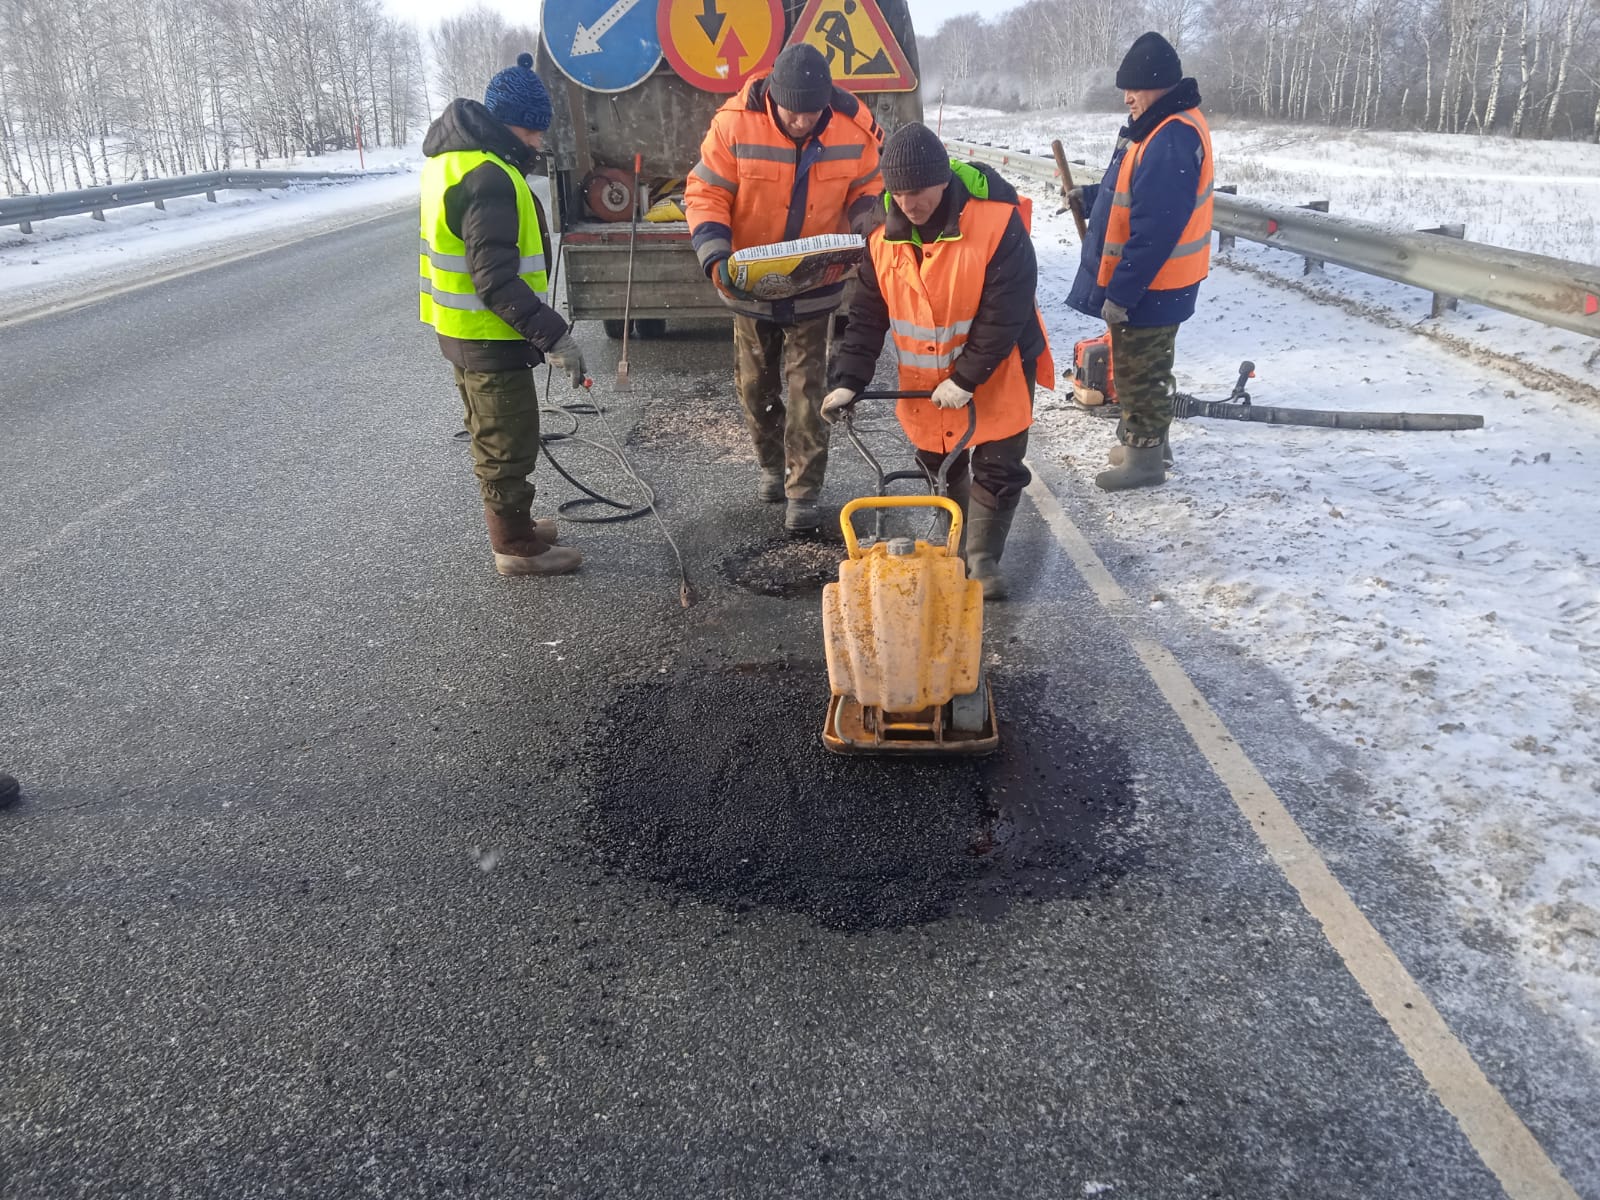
943, 137, 1600, 340
0, 169, 398, 233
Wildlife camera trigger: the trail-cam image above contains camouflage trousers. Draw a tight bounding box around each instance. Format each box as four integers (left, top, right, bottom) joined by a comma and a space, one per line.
1111, 323, 1179, 448
732, 313, 830, 499
454, 366, 541, 514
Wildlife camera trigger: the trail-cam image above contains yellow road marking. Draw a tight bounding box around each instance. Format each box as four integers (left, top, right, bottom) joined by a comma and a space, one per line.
1024, 471, 1579, 1200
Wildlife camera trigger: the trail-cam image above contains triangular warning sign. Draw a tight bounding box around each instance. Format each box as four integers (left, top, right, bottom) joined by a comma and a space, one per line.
786, 0, 917, 93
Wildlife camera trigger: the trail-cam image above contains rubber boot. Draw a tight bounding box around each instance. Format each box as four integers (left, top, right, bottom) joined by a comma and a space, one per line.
758, 468, 785, 503
1107, 437, 1173, 468
1096, 444, 1168, 492
964, 503, 1015, 601
785, 498, 820, 533
484, 507, 582, 576
944, 474, 971, 559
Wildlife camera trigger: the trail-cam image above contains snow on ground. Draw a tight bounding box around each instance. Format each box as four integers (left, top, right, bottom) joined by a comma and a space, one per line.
1008, 143, 1600, 1054
5, 118, 1599, 1054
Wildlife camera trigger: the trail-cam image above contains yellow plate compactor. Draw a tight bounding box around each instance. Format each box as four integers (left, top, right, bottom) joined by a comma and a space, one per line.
820, 398, 998, 756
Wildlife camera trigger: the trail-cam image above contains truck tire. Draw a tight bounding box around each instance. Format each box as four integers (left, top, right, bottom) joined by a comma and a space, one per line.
634, 319, 667, 339
603, 319, 627, 340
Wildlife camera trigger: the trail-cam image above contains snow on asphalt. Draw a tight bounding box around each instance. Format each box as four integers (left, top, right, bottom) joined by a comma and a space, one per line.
5, 122, 1598, 1054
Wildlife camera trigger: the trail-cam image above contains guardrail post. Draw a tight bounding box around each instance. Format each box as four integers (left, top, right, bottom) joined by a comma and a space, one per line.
1216, 185, 1237, 254
205, 191, 217, 203
91, 209, 105, 222
19, 220, 32, 234
1420, 223, 1466, 317
1298, 200, 1329, 273
154, 199, 165, 211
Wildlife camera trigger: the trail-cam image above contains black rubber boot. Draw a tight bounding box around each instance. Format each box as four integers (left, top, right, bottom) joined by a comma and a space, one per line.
1108, 437, 1173, 468
964, 503, 1015, 600
1095, 444, 1168, 492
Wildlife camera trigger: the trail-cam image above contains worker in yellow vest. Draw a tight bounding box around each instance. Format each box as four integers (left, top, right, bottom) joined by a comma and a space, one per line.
1068, 32, 1213, 492
419, 53, 585, 576
823, 123, 1054, 600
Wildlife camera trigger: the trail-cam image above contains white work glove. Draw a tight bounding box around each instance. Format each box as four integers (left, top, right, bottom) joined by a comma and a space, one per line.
931, 378, 973, 410
821, 387, 858, 423
1101, 299, 1130, 326
545, 332, 586, 388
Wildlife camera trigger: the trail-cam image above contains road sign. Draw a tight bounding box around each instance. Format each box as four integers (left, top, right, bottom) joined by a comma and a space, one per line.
541, 0, 663, 94
659, 0, 784, 93
786, 0, 916, 92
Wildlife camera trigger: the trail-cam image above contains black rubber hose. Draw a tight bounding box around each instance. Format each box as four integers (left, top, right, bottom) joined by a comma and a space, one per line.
1171, 393, 1484, 431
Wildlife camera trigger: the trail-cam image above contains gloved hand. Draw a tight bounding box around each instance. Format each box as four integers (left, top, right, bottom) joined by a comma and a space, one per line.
821, 387, 858, 423
711, 257, 759, 302
545, 331, 586, 387
1066, 186, 1085, 208
1101, 298, 1130, 326
932, 378, 973, 410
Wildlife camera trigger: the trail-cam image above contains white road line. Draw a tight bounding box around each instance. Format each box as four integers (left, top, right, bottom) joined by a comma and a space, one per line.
2, 475, 169, 576
1024, 470, 1580, 1200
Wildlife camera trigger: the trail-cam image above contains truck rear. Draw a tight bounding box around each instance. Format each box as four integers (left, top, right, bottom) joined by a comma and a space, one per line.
536, 0, 923, 337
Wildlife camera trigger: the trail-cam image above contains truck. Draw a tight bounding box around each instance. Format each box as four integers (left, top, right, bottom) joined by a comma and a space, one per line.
535, 0, 924, 339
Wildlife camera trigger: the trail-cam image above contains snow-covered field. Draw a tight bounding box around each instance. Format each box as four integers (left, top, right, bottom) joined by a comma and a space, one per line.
4, 118, 1598, 1056
941, 106, 1600, 1054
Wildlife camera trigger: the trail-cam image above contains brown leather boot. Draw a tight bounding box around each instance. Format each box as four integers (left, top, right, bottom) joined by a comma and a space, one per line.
484, 507, 581, 576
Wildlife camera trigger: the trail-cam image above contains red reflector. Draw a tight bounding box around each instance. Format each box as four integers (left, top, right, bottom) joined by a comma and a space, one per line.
1587, 294, 1599, 316
1267, 219, 1279, 235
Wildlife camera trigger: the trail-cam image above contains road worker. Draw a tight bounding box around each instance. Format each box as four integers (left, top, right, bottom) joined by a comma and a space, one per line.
419, 53, 585, 576
684, 43, 883, 533
1067, 31, 1213, 491
822, 122, 1055, 601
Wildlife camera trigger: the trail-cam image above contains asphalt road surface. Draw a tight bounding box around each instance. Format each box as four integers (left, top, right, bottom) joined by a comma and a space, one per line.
2, 209, 1595, 1198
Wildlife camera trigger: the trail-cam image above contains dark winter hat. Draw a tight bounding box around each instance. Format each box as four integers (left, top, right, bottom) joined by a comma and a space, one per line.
1115, 32, 1183, 90
880, 122, 951, 193
485, 52, 552, 132
767, 44, 832, 112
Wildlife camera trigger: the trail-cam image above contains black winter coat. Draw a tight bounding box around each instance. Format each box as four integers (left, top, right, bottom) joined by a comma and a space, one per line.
422, 99, 568, 372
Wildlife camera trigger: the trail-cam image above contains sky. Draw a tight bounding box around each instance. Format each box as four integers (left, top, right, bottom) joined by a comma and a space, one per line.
378, 0, 1007, 38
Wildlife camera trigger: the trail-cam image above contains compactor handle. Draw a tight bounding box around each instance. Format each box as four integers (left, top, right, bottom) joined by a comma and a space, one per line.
839, 495, 964, 560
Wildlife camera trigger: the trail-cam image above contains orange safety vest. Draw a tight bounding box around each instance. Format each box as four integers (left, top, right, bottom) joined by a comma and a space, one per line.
1096, 108, 1213, 293
871, 195, 1055, 454
684, 77, 881, 255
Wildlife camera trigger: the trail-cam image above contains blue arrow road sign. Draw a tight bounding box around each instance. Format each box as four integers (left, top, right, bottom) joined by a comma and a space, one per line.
542, 0, 663, 93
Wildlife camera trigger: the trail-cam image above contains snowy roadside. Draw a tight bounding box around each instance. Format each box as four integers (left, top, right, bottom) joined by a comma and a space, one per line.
0, 145, 421, 319
1022, 184, 1600, 1056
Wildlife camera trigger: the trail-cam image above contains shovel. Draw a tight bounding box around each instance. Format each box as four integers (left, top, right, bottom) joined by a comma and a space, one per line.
617, 152, 642, 391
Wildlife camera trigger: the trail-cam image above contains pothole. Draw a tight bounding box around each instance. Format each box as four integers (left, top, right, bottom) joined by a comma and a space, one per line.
577, 664, 1138, 931
720, 534, 846, 598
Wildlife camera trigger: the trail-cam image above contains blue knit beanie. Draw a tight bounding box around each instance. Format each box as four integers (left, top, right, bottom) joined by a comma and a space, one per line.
485, 53, 552, 132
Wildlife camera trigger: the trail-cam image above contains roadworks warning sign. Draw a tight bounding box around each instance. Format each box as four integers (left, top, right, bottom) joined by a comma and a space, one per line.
786, 0, 916, 92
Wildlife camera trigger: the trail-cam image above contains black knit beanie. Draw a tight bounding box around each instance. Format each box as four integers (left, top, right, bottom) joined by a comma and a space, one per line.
880, 122, 951, 193
768, 44, 832, 112
1115, 32, 1182, 90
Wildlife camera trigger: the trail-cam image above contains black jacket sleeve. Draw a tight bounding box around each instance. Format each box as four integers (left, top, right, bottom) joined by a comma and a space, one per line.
828, 251, 892, 393
948, 209, 1036, 393
448, 161, 568, 351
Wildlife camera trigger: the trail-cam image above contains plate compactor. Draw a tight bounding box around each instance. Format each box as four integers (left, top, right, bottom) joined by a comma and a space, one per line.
821, 395, 997, 756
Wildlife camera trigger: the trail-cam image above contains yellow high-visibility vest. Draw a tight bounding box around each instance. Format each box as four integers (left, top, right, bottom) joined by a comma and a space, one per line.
419, 150, 548, 340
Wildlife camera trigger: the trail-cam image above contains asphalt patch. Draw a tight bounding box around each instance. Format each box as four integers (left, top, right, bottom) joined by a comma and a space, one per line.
579, 664, 1137, 931
720, 533, 847, 598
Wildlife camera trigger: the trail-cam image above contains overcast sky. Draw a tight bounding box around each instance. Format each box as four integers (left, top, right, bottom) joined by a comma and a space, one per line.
378, 0, 1006, 39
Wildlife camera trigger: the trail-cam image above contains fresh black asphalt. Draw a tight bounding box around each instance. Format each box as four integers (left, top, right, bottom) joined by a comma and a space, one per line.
2, 210, 1595, 1198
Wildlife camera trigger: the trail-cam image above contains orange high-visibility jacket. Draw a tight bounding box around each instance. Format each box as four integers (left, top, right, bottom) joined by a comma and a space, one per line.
1097, 108, 1214, 293
870, 180, 1055, 453
685, 76, 882, 320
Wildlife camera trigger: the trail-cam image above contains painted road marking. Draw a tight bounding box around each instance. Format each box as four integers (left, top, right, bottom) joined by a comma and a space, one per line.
1024, 471, 1580, 1200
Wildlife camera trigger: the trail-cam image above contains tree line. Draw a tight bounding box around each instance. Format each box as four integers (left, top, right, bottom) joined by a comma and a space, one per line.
0, 0, 535, 195
920, 0, 1600, 140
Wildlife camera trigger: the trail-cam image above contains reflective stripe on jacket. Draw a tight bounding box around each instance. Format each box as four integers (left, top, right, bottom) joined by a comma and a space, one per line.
870, 177, 1053, 453
684, 76, 882, 322
1096, 109, 1213, 293
420, 149, 548, 341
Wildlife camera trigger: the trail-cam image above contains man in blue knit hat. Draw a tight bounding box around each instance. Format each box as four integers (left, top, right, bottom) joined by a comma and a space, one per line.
420, 53, 585, 576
